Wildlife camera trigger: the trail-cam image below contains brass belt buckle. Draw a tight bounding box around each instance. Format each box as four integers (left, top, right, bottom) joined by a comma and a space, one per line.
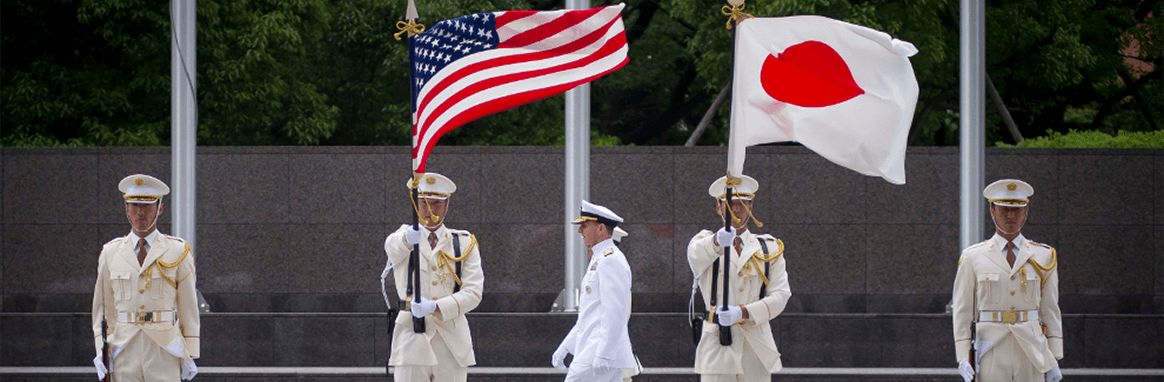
1001, 311, 1018, 324
137, 312, 153, 323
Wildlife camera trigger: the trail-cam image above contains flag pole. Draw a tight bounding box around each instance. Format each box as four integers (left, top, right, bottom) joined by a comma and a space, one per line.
397, 0, 427, 335
718, 0, 752, 347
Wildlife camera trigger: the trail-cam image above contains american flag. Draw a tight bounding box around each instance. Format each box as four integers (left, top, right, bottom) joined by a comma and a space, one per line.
409, 4, 629, 172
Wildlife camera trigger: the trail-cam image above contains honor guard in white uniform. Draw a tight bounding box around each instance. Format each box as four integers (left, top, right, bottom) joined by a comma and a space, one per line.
608, 226, 643, 382
384, 173, 484, 382
92, 174, 200, 381
952, 179, 1063, 382
688, 175, 791, 382
553, 200, 637, 382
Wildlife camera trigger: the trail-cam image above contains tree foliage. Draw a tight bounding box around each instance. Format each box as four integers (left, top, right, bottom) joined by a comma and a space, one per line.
2, 0, 1160, 147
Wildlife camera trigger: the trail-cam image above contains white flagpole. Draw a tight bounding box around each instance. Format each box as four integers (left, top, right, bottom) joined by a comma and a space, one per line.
560, 0, 591, 313
959, 0, 985, 253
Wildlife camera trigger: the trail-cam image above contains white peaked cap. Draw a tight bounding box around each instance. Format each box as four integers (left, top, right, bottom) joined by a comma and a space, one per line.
983, 179, 1034, 207
708, 174, 759, 201
572, 200, 624, 226
405, 173, 457, 200
119, 174, 169, 204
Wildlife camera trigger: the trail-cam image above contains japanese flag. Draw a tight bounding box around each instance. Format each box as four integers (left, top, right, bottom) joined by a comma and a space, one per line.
727, 16, 919, 184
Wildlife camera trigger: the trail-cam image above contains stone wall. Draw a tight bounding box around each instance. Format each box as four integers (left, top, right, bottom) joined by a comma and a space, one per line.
2, 146, 1161, 314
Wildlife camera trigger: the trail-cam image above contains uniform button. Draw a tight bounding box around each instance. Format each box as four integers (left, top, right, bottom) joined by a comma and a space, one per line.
432, 281, 438, 286
738, 271, 744, 276
1010, 306, 1015, 310
431, 266, 437, 271
139, 289, 145, 293
139, 305, 145, 309
1010, 291, 1015, 295
1011, 275, 1015, 280
738, 287, 744, 292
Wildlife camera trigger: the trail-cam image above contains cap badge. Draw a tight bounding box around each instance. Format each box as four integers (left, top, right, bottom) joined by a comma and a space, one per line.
1007, 183, 1017, 191
426, 177, 436, 185
135, 178, 145, 186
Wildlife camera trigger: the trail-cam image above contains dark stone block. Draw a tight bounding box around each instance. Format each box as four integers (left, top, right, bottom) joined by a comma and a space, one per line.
628, 314, 687, 367
199, 315, 276, 366
619, 224, 677, 294
782, 294, 867, 313
97, 153, 171, 224
671, 225, 706, 294
1157, 226, 1163, 297
774, 224, 866, 295
1057, 154, 1155, 225
1082, 316, 1163, 368
287, 154, 390, 224
0, 315, 74, 366
865, 294, 952, 314
866, 151, 958, 225
197, 154, 289, 224
879, 316, 955, 367
1056, 225, 1154, 296
591, 152, 675, 224
986, 151, 1060, 225
747, 152, 867, 225
2, 225, 100, 294
866, 224, 958, 295
671, 152, 727, 225
71, 314, 94, 365
4, 154, 99, 224
477, 293, 558, 312
478, 153, 563, 224
205, 293, 388, 312
1059, 315, 1085, 368
272, 315, 376, 366
472, 224, 562, 295
1059, 295, 1158, 315
469, 313, 576, 366
630, 293, 688, 312
778, 315, 880, 367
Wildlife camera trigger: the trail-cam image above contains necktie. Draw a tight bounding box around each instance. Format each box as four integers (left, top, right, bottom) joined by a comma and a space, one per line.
733, 237, 743, 255
1006, 242, 1016, 268
429, 232, 438, 250
137, 238, 148, 266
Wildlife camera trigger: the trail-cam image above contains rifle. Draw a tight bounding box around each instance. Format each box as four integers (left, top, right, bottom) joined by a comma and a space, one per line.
409, 184, 425, 334
969, 278, 978, 381
101, 318, 111, 382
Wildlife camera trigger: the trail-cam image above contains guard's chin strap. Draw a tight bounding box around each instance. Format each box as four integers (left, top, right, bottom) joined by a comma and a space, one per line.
989, 209, 1025, 236
129, 201, 163, 234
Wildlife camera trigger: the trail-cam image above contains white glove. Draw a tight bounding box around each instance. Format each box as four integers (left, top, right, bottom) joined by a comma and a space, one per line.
958, 358, 974, 382
410, 296, 438, 317
181, 358, 198, 380
404, 226, 423, 246
593, 356, 616, 370
93, 354, 108, 380
1045, 366, 1062, 382
715, 226, 737, 247
551, 346, 568, 370
717, 305, 743, 326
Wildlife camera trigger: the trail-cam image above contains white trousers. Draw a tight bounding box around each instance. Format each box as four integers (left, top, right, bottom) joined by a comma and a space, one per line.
564, 363, 623, 382
699, 340, 770, 382
112, 333, 180, 382
978, 335, 1043, 382
393, 332, 468, 382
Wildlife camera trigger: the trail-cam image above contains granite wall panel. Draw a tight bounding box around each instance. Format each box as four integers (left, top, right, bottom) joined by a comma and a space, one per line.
478, 151, 563, 224
866, 150, 958, 225
616, 224, 677, 294
775, 224, 867, 295
197, 154, 288, 224
591, 148, 676, 224
671, 151, 728, 225
272, 316, 377, 366
1057, 154, 1155, 226
288, 154, 389, 224
1082, 316, 1164, 368
865, 224, 958, 295
472, 223, 562, 295
421, 148, 483, 225
97, 153, 170, 224
1156, 226, 1162, 298
199, 315, 276, 366
0, 315, 74, 365
1156, 152, 1163, 226
4, 154, 99, 224
1056, 225, 1154, 296
749, 151, 867, 225
2, 225, 101, 294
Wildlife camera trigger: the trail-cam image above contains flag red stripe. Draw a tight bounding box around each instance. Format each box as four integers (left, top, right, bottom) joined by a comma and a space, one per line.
416, 15, 621, 119
414, 55, 628, 172
499, 7, 606, 48
494, 10, 534, 29
417, 28, 627, 138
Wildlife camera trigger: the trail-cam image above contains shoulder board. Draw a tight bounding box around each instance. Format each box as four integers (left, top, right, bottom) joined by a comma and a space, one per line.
106, 237, 124, 246
603, 248, 614, 256
165, 235, 186, 243
1028, 241, 1052, 249
966, 240, 991, 250
446, 228, 472, 236
694, 230, 714, 239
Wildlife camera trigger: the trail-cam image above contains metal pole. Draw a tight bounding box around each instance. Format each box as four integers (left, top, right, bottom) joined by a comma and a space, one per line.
171, 0, 205, 311
959, 0, 985, 253
560, 0, 591, 313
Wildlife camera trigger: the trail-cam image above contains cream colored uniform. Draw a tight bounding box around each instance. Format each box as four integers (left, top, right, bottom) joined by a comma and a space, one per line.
92, 231, 200, 382
688, 229, 790, 382
384, 224, 484, 382
952, 233, 1062, 382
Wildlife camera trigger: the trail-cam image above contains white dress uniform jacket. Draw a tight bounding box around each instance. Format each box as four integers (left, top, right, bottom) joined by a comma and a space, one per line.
92, 231, 200, 377
558, 239, 637, 370
688, 229, 790, 375
385, 224, 484, 367
952, 233, 1063, 373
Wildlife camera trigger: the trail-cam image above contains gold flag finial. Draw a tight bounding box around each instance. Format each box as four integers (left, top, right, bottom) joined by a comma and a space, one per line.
721, 1, 753, 30
395, 0, 425, 40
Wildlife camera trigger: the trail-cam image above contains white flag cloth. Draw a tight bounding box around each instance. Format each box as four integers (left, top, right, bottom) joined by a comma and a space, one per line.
727, 16, 919, 184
